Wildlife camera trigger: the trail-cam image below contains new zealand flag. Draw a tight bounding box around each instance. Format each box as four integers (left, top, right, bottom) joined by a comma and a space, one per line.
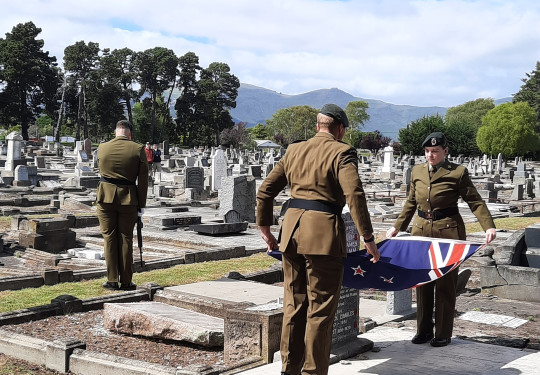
268, 236, 483, 291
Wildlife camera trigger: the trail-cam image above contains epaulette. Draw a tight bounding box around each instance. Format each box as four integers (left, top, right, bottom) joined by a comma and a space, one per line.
290, 139, 306, 144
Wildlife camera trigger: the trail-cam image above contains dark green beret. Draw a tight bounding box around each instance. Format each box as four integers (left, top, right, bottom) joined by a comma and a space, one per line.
320, 103, 349, 127
422, 132, 447, 148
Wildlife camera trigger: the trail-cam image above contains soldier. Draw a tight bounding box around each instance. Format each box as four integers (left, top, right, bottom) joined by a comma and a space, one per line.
387, 131, 496, 347
257, 104, 380, 375
96, 120, 148, 291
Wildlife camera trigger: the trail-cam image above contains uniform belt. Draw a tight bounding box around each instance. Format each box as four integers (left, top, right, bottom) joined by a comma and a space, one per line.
418, 207, 459, 221
288, 199, 342, 215
99, 176, 135, 186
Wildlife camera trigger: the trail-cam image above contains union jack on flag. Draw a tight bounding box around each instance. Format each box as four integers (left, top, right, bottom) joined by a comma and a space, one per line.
341, 236, 483, 291
268, 236, 483, 291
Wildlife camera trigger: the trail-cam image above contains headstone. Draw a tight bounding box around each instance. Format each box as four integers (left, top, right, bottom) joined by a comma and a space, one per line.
162, 140, 169, 156
5, 131, 23, 171
249, 165, 262, 178
496, 153, 503, 174
331, 209, 361, 346
14, 165, 29, 181
77, 150, 88, 163
224, 209, 242, 223
184, 167, 204, 190
211, 147, 227, 190
219, 176, 256, 222
380, 146, 395, 180
83, 138, 92, 158
510, 184, 524, 201
34, 156, 46, 169
386, 290, 413, 315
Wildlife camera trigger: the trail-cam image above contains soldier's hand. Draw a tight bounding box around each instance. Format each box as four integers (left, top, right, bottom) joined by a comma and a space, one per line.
485, 228, 496, 244
259, 226, 278, 253
386, 227, 399, 238
365, 241, 380, 263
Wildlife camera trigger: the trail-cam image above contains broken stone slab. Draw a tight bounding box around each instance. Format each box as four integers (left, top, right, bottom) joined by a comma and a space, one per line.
189, 221, 248, 235
23, 217, 71, 234
18, 230, 77, 253
103, 302, 224, 347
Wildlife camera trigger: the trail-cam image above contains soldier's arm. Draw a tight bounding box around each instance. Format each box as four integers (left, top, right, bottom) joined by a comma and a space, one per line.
458, 167, 495, 232
256, 159, 288, 226
338, 148, 373, 239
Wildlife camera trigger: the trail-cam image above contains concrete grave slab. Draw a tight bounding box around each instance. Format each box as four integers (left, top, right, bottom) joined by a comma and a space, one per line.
103, 302, 224, 347
459, 311, 529, 328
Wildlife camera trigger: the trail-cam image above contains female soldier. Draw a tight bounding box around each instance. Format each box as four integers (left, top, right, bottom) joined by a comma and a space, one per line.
387, 132, 496, 347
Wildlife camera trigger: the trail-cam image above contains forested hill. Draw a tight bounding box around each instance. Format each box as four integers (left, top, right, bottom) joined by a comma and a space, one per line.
229, 83, 447, 139
168, 83, 512, 139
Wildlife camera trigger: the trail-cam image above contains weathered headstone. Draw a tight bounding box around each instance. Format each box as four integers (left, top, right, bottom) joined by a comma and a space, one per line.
5, 131, 24, 171
219, 176, 256, 222
211, 147, 227, 190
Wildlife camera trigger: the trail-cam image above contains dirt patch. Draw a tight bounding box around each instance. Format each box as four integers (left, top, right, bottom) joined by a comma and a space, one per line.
2, 310, 223, 371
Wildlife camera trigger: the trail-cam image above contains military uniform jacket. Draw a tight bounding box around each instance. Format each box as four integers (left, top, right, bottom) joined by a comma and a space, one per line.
393, 160, 495, 240
256, 132, 373, 257
96, 136, 149, 208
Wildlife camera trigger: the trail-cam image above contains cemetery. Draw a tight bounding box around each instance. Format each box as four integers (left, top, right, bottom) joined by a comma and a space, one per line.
0, 132, 539, 374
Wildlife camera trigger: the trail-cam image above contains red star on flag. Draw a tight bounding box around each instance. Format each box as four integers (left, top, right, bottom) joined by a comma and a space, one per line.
380, 276, 394, 283
351, 265, 366, 277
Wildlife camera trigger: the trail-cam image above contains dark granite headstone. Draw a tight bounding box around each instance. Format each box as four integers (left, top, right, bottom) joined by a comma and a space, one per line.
331, 286, 360, 346
185, 167, 204, 190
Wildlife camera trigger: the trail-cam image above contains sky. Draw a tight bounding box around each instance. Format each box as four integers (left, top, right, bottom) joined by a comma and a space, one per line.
1, 0, 540, 107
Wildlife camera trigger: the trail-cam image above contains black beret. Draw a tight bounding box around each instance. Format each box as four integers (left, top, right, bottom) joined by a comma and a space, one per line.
422, 132, 447, 148
320, 104, 349, 127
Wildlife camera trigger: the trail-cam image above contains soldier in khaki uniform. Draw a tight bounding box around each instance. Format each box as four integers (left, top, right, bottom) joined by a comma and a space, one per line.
387, 132, 496, 347
257, 104, 380, 375
96, 120, 148, 291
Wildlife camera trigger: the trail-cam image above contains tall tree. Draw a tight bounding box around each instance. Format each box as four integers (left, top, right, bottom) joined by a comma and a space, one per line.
445, 115, 481, 155
477, 102, 540, 157
266, 105, 318, 147
99, 48, 139, 125
445, 98, 495, 129
398, 114, 445, 155
514, 61, 540, 132
63, 40, 100, 140
0, 21, 59, 140
198, 62, 240, 145
137, 47, 178, 143
345, 100, 370, 130
359, 130, 391, 155
175, 52, 202, 146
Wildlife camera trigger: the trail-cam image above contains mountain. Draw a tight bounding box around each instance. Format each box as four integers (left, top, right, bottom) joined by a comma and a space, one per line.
230, 84, 447, 139
168, 83, 513, 139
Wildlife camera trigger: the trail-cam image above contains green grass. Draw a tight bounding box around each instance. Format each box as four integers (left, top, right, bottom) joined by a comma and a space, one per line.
0, 253, 278, 313
465, 216, 539, 233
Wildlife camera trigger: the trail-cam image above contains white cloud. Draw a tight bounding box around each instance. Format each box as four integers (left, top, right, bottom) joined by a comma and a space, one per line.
1, 0, 539, 106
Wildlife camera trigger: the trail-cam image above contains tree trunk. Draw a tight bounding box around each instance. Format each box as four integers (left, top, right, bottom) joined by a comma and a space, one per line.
55, 77, 67, 143
76, 88, 83, 141
150, 92, 156, 143
20, 90, 29, 141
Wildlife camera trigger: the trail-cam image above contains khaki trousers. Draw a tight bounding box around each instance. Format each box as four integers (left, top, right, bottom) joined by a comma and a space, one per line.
416, 267, 459, 338
281, 229, 344, 375
97, 202, 138, 285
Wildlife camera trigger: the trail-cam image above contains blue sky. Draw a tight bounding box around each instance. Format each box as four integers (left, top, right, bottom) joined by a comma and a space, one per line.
1, 0, 539, 107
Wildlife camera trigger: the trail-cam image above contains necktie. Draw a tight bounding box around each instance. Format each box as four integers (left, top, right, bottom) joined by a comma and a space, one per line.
430, 167, 437, 178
